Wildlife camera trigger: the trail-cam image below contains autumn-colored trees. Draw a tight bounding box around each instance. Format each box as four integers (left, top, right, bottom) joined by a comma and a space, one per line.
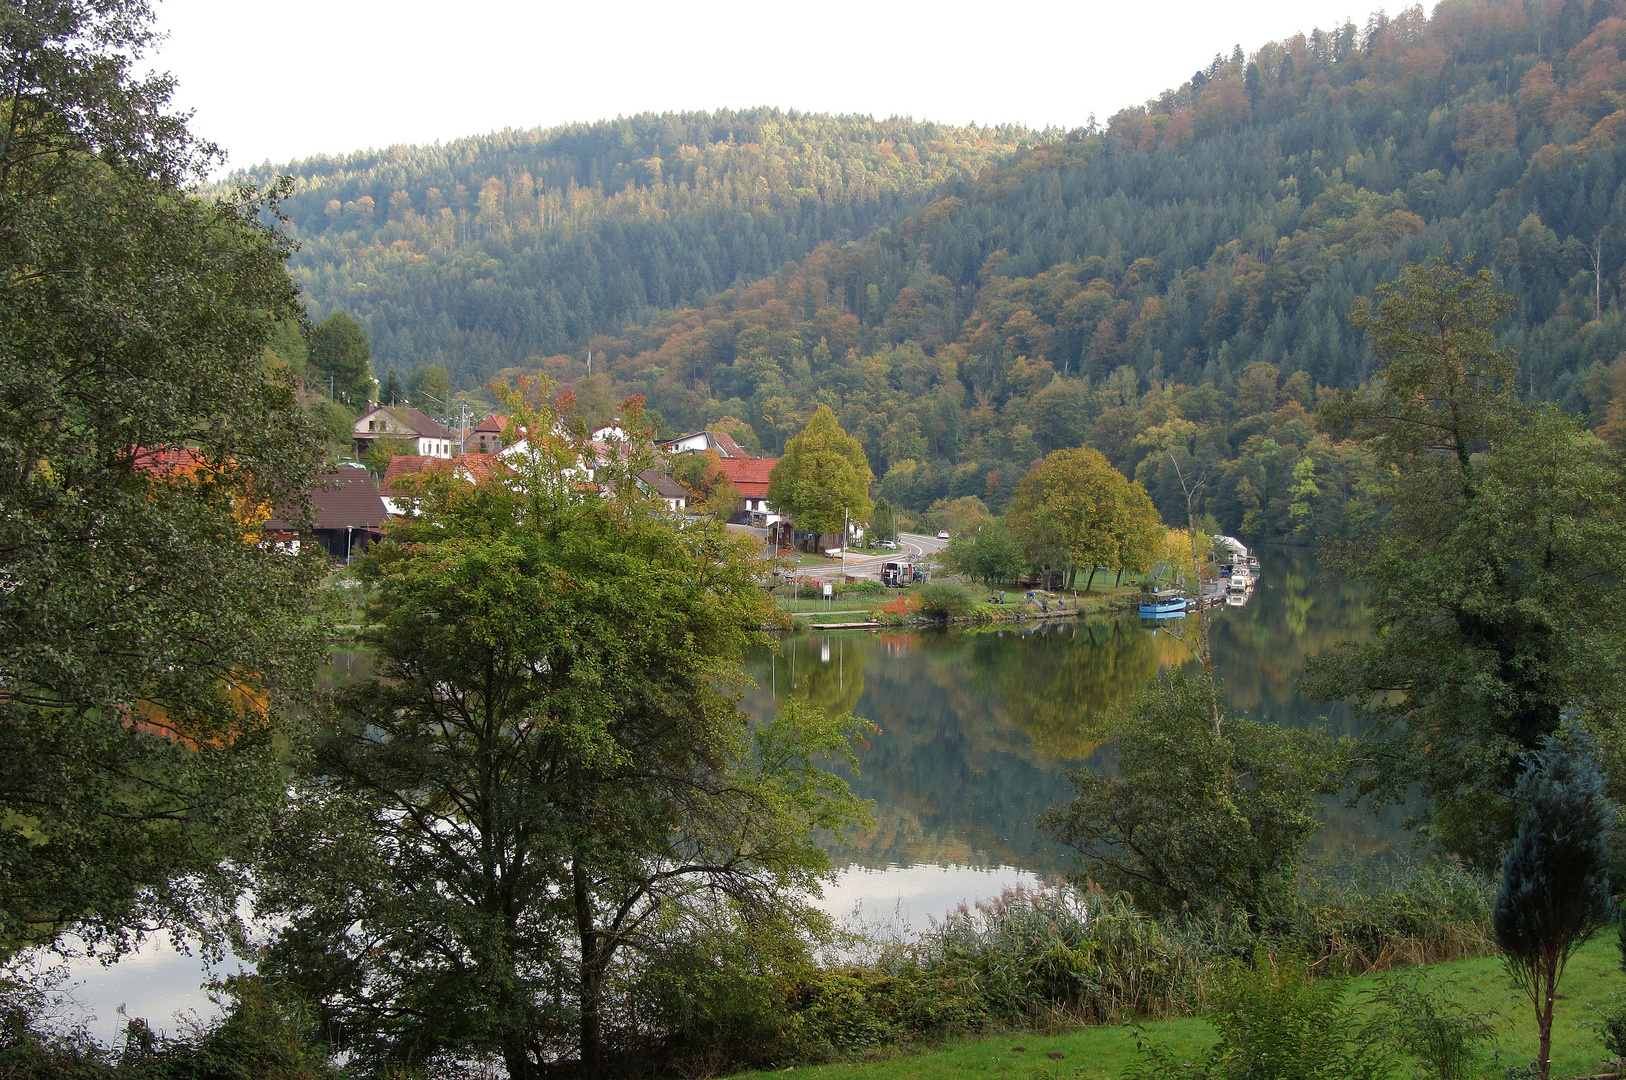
1006, 448, 1162, 590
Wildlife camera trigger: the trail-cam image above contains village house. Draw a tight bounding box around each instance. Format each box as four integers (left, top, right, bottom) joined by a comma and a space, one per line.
636, 469, 688, 512
468, 414, 509, 454
263, 465, 389, 562
711, 457, 780, 527
352, 404, 456, 460
658, 430, 752, 459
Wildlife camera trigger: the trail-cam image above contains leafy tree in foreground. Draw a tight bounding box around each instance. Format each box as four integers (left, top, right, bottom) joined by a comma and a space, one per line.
768, 404, 873, 539
1042, 671, 1343, 921
0, 0, 325, 960
1494, 731, 1614, 1080
257, 413, 870, 1078
1310, 258, 1626, 868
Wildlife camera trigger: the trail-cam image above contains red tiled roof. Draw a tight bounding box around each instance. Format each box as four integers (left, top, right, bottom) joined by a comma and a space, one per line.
381, 453, 508, 496
131, 446, 209, 477
456, 452, 506, 483
715, 457, 777, 499
381, 455, 434, 496
473, 414, 509, 434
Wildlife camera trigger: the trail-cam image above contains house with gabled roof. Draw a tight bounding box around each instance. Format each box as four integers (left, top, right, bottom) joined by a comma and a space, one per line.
659, 430, 752, 460
263, 465, 389, 562
636, 469, 688, 512
469, 414, 510, 455
353, 405, 456, 460
713, 457, 781, 527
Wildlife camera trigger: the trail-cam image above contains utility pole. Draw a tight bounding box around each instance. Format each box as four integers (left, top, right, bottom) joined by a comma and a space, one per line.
458, 399, 470, 455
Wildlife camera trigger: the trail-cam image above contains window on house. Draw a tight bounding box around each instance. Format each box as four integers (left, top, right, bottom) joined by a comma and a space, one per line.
368, 421, 376, 431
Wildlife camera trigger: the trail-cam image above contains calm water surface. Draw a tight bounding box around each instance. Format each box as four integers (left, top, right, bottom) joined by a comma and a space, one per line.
743, 545, 1404, 919
64, 546, 1393, 1037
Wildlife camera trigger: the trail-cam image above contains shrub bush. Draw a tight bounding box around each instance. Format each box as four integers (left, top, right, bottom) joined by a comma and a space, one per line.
1130, 948, 1395, 1080
914, 580, 979, 618
1295, 862, 1495, 973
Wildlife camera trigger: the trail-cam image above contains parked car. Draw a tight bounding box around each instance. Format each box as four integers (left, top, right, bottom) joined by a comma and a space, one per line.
937, 529, 950, 539
880, 539, 896, 550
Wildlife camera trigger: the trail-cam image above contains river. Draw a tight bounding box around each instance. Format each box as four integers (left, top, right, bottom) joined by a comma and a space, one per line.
740, 544, 1404, 925
58, 545, 1398, 1038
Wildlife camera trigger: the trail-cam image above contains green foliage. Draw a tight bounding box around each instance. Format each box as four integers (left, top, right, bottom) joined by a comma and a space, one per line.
1308, 261, 1626, 869
913, 580, 979, 618
0, 0, 327, 961
362, 435, 414, 476
1494, 730, 1615, 1080
870, 498, 898, 543
1130, 949, 1396, 1080
306, 310, 373, 405
768, 405, 874, 535
407, 362, 451, 412
1006, 447, 1160, 588
1367, 972, 1498, 1080
255, 438, 871, 1076
0, 976, 339, 1080
941, 519, 1028, 584
1293, 862, 1495, 974
1043, 672, 1345, 921
238, 110, 1030, 385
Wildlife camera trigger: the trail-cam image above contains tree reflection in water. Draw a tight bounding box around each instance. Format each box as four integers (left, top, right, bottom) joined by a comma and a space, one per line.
743, 546, 1404, 875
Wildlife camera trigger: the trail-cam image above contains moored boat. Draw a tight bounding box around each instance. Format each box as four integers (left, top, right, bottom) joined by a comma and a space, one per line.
1139, 593, 1190, 617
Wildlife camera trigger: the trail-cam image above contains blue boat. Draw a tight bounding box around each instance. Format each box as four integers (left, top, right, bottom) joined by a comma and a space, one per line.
1138, 594, 1189, 617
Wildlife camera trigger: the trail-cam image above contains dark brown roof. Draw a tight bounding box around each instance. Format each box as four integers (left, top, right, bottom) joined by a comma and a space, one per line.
638, 469, 689, 500
265, 467, 387, 532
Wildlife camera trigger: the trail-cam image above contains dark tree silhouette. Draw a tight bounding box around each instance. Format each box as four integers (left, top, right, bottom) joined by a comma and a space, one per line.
1493, 730, 1615, 1080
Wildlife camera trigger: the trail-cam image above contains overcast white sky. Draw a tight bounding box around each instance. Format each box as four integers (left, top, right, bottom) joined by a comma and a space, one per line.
151, 0, 1379, 173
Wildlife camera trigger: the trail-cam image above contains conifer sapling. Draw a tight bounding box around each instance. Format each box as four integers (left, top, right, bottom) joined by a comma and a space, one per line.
1492, 729, 1615, 1080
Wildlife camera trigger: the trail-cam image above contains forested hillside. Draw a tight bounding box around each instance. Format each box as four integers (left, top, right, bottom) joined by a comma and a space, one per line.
238, 111, 1032, 379
267, 0, 1626, 542
568, 0, 1626, 537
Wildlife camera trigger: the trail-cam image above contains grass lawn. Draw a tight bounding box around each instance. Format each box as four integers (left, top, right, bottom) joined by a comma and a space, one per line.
779, 595, 889, 614
731, 936, 1625, 1080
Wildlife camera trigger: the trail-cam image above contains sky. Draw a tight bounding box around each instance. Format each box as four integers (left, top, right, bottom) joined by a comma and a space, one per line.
150, 0, 1375, 175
